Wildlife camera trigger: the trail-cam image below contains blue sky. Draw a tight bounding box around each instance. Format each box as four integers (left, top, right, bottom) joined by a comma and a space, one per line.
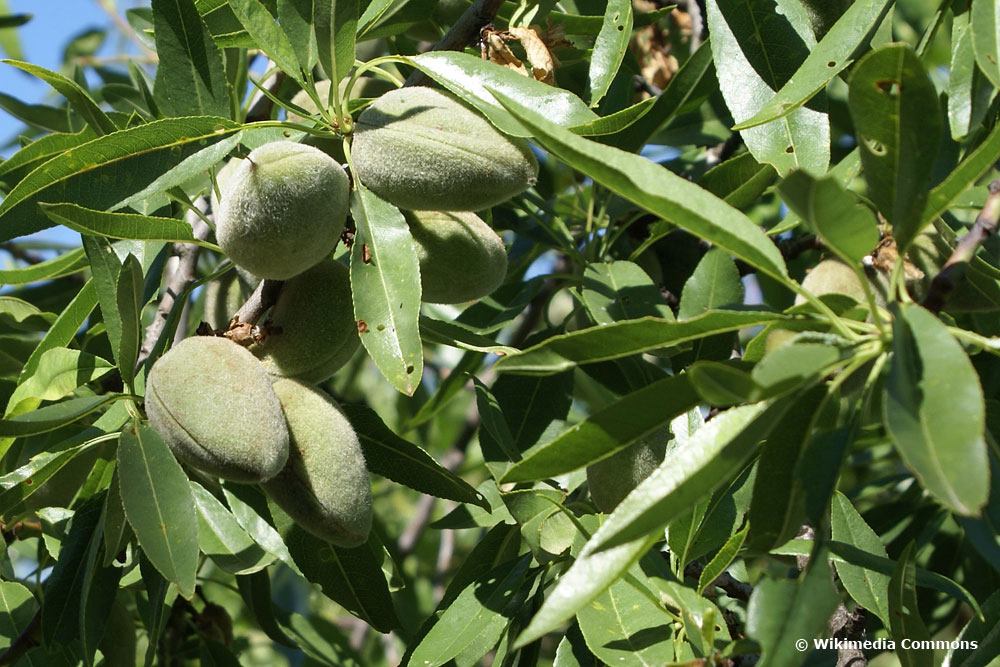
0, 1, 145, 247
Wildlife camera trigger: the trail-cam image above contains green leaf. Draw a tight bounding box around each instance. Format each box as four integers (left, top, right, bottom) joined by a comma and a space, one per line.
493, 366, 575, 455
0, 582, 37, 650
350, 186, 422, 396
778, 170, 880, 264
18, 279, 97, 384
490, 90, 789, 280
732, 0, 893, 129
0, 247, 88, 285
745, 547, 840, 667
751, 342, 842, 393
591, 400, 786, 552
41, 494, 104, 646
340, 403, 489, 509
5, 348, 113, 417
39, 203, 203, 245
0, 91, 73, 134
150, 0, 232, 117
589, 0, 632, 108
570, 98, 654, 137
0, 296, 53, 330
280, 522, 400, 632
419, 316, 518, 356
948, 6, 996, 141
221, 483, 302, 576
114, 254, 143, 385
922, 115, 1000, 228
2, 59, 116, 135
830, 492, 891, 625
404, 51, 598, 138
883, 303, 989, 516
0, 127, 98, 185
944, 589, 1000, 667
500, 374, 700, 483
678, 248, 743, 320
191, 481, 275, 575
888, 543, 934, 667
82, 235, 124, 368
314, 0, 358, 84
746, 386, 826, 550
576, 572, 674, 666
0, 394, 127, 437
276, 0, 317, 72
474, 377, 521, 480
848, 44, 941, 251
581, 261, 673, 325
773, 539, 982, 614
494, 311, 786, 375
697, 523, 749, 595
277, 611, 360, 664
117, 424, 198, 599
236, 571, 296, 647
513, 521, 658, 648
0, 116, 242, 243
705, 0, 829, 176
228, 0, 304, 84
971, 0, 1000, 89
699, 152, 777, 209
409, 555, 531, 667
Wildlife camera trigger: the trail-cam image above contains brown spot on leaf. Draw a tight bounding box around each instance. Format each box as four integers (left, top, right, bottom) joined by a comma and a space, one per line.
357, 320, 368, 334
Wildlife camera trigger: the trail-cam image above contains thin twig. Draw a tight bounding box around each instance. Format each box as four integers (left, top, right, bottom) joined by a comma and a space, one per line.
404, 0, 505, 87
137, 198, 212, 368
923, 178, 1000, 313
232, 278, 284, 327
683, 561, 753, 603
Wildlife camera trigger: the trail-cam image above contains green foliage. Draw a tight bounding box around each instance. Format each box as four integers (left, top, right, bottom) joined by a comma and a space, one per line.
0, 1, 998, 665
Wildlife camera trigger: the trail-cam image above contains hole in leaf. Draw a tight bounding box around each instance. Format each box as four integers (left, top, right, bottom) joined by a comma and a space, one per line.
863, 136, 887, 155
826, 61, 837, 68
784, 145, 794, 154
874, 80, 901, 96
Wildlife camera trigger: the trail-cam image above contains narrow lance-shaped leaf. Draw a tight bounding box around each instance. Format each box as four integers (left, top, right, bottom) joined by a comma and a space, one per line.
592, 401, 788, 552
848, 45, 941, 251
2, 59, 116, 135
883, 303, 989, 516
117, 424, 199, 599
150, 0, 233, 118
494, 311, 786, 375
341, 403, 489, 509
490, 89, 789, 280
948, 6, 995, 141
0, 247, 88, 285
115, 254, 143, 385
705, 0, 830, 175
228, 0, 305, 84
733, 0, 893, 129
589, 0, 632, 108
40, 203, 208, 245
971, 0, 1000, 89
500, 374, 700, 483
5, 348, 113, 417
404, 51, 598, 138
888, 543, 934, 667
314, 0, 358, 86
82, 235, 124, 366
830, 492, 891, 625
0, 394, 129, 438
350, 186, 423, 395
0, 116, 242, 243
922, 113, 1000, 228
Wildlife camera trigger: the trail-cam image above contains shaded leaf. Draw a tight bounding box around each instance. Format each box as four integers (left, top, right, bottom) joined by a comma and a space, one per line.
314, 0, 358, 84
888, 543, 934, 667
118, 424, 198, 599
341, 403, 488, 508
944, 589, 1000, 667
0, 394, 127, 437
0, 582, 37, 650
948, 6, 996, 141
191, 481, 275, 575
500, 374, 699, 483
581, 261, 673, 325
971, 0, 1000, 89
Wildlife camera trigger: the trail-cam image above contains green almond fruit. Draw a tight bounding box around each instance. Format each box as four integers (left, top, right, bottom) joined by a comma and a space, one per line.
351, 86, 539, 211
405, 210, 508, 304
262, 379, 373, 547
795, 259, 886, 307
587, 427, 669, 513
251, 259, 360, 383
216, 141, 349, 280
145, 336, 289, 482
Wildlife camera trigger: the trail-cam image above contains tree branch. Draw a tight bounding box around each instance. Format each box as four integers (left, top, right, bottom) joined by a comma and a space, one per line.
137, 198, 212, 368
922, 178, 1000, 313
404, 0, 505, 87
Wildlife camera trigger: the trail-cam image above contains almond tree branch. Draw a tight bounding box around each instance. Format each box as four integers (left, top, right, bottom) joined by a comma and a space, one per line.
923, 178, 1000, 313
404, 0, 505, 87
137, 197, 212, 368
